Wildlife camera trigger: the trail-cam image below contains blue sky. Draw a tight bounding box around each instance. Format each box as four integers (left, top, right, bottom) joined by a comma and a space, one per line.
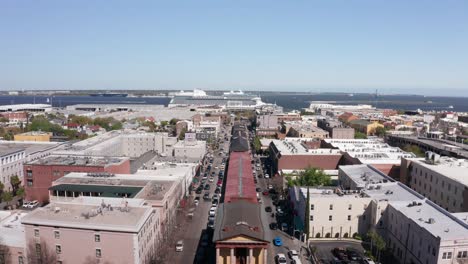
1, 0, 467, 95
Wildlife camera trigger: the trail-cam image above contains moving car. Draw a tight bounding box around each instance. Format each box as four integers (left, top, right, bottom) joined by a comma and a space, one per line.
275, 253, 287, 264
175, 240, 184, 252
203, 193, 210, 200
273, 236, 283, 246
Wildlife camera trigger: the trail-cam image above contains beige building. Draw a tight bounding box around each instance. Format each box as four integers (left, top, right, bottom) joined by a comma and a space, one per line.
21, 197, 160, 264
14, 131, 52, 142
401, 153, 468, 212
290, 164, 468, 264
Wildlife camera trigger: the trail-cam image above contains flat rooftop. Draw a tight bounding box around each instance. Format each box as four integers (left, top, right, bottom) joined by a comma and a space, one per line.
27, 155, 128, 167
21, 197, 155, 232
0, 211, 27, 248
271, 139, 341, 155
340, 164, 390, 188
390, 200, 468, 240
54, 171, 179, 201
0, 141, 63, 156
363, 182, 424, 202
410, 157, 468, 186
325, 138, 415, 164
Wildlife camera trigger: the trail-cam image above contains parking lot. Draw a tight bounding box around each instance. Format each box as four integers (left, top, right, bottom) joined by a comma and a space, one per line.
310, 240, 367, 264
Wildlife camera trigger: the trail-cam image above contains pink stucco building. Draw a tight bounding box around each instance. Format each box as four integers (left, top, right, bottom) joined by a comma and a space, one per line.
21, 197, 160, 264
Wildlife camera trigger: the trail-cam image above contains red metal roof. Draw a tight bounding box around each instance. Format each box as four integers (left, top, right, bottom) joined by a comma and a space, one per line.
225, 151, 257, 203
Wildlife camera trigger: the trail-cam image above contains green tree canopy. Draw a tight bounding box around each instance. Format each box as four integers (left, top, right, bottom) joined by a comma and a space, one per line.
1, 191, 13, 205
375, 127, 387, 137
286, 167, 332, 187
354, 131, 367, 139
10, 175, 21, 195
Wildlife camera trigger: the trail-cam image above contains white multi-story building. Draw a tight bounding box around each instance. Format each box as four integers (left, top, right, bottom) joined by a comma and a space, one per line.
53, 130, 204, 161
0, 147, 25, 191
401, 153, 468, 212
290, 164, 468, 264
0, 141, 64, 190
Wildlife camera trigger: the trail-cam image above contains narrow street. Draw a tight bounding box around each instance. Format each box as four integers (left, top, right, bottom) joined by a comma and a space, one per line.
167, 126, 231, 264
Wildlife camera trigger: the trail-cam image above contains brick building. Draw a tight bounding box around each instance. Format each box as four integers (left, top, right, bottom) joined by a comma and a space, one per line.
24, 155, 131, 203
268, 139, 342, 173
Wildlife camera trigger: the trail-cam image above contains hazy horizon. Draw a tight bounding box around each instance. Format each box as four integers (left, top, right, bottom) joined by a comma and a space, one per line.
1, 1, 467, 97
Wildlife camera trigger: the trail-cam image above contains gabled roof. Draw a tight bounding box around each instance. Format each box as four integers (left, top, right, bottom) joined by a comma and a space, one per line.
213, 200, 268, 243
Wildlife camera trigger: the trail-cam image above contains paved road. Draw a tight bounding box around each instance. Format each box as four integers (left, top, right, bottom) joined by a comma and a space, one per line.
254, 156, 310, 264
169, 126, 231, 264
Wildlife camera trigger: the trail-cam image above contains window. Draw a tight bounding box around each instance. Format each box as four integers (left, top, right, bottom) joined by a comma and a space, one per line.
34, 229, 39, 237
54, 231, 60, 239
35, 244, 41, 256
310, 215, 314, 221
448, 252, 453, 259
27, 179, 33, 186
348, 204, 352, 210
347, 215, 351, 221
310, 204, 314, 210
329, 215, 333, 221
95, 234, 101, 242
96, 249, 102, 258
56, 245, 62, 254
329, 204, 333, 210
18, 256, 24, 264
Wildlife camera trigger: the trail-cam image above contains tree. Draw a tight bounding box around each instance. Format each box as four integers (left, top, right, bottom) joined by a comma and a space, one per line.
354, 131, 367, 139
286, 167, 332, 187
178, 128, 187, 140
366, 230, 386, 263
253, 136, 262, 153
26, 240, 57, 264
169, 118, 179, 126
160, 120, 168, 127
0, 117, 9, 123
375, 127, 387, 137
402, 144, 425, 157
1, 192, 13, 208
286, 127, 300, 137
10, 175, 21, 195
16, 187, 25, 199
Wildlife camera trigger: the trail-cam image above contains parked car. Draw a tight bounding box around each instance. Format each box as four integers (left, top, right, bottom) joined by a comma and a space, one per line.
22, 201, 31, 208
332, 248, 348, 261
281, 223, 288, 232
346, 248, 362, 261
269, 223, 278, 230
265, 206, 272, 212
175, 240, 184, 252
27, 200, 39, 208
288, 250, 299, 259
262, 191, 269, 196
273, 236, 283, 246
201, 234, 209, 247
275, 253, 287, 264
207, 219, 215, 228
